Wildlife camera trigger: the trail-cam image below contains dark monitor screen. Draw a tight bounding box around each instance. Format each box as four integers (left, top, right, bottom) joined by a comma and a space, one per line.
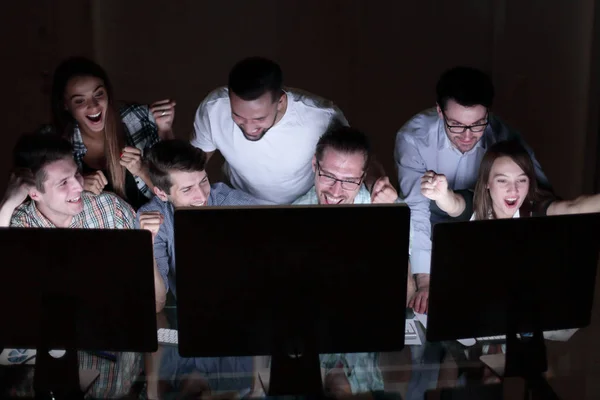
427, 213, 600, 342
0, 228, 158, 352
174, 204, 411, 357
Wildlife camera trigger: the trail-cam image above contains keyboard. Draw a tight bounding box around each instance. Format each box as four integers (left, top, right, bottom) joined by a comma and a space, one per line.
476, 335, 506, 342
157, 328, 178, 346
458, 335, 507, 347
405, 319, 422, 345
405, 319, 418, 341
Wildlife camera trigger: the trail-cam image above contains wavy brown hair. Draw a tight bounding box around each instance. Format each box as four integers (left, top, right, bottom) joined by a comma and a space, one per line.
473, 140, 539, 220
50, 57, 126, 198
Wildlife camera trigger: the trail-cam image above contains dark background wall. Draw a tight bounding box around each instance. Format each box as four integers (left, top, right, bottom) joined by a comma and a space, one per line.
4, 0, 599, 199
2, 1, 600, 398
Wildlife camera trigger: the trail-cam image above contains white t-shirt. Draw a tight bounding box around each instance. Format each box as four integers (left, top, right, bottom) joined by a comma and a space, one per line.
470, 209, 521, 221
191, 87, 348, 204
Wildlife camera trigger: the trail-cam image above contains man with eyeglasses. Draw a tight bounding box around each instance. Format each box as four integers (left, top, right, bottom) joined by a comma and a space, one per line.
394, 66, 551, 314
292, 125, 416, 396
294, 125, 399, 206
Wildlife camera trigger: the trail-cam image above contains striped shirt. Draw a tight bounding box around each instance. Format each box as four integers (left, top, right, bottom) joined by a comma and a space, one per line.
9, 192, 142, 398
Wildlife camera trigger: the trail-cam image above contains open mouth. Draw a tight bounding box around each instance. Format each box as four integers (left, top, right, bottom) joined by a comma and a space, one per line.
86, 111, 102, 123
190, 202, 205, 207
504, 197, 518, 208
67, 196, 81, 204
323, 194, 344, 205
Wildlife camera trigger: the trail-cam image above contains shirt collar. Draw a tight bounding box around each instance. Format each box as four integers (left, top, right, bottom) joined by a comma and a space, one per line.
27, 201, 55, 227
28, 196, 86, 228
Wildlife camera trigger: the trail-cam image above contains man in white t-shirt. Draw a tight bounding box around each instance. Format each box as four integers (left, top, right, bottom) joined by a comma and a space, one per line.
190, 57, 349, 205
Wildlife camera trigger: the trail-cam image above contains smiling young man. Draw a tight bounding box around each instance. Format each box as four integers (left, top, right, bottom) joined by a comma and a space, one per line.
137, 139, 260, 300
394, 66, 552, 313
293, 125, 399, 206
0, 134, 166, 311
292, 126, 416, 396
137, 139, 259, 398
0, 133, 158, 399
190, 56, 350, 205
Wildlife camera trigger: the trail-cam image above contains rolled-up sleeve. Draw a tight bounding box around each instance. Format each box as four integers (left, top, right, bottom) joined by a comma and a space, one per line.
152, 229, 170, 293
136, 207, 171, 292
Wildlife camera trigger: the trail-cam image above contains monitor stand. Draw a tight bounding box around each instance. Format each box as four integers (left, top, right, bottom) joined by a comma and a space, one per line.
33, 348, 82, 400
504, 329, 559, 400
33, 295, 84, 400
267, 337, 324, 398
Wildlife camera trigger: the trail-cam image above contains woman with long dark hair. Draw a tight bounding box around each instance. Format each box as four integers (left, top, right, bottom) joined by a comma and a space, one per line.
421, 140, 600, 220
43, 56, 176, 209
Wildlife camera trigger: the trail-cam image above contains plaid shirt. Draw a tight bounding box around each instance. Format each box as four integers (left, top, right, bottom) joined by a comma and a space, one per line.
9, 192, 143, 398
40, 103, 160, 200
11, 192, 137, 229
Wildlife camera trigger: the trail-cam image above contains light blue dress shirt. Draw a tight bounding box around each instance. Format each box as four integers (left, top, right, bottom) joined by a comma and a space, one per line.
395, 107, 550, 274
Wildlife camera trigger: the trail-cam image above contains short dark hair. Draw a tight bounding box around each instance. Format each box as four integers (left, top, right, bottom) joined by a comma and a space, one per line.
12, 133, 74, 192
315, 124, 370, 170
436, 66, 494, 110
228, 57, 283, 102
145, 140, 207, 194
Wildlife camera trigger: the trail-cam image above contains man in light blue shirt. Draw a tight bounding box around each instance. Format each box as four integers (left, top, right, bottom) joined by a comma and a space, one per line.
395, 66, 551, 313
136, 139, 258, 398
137, 139, 261, 300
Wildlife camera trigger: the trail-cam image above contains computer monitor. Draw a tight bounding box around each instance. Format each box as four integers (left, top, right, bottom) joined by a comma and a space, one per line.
174, 204, 411, 397
427, 213, 600, 341
426, 213, 600, 398
0, 228, 158, 399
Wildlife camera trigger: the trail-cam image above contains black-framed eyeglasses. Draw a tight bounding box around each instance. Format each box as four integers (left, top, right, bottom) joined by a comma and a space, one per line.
316, 161, 364, 191
442, 111, 489, 134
